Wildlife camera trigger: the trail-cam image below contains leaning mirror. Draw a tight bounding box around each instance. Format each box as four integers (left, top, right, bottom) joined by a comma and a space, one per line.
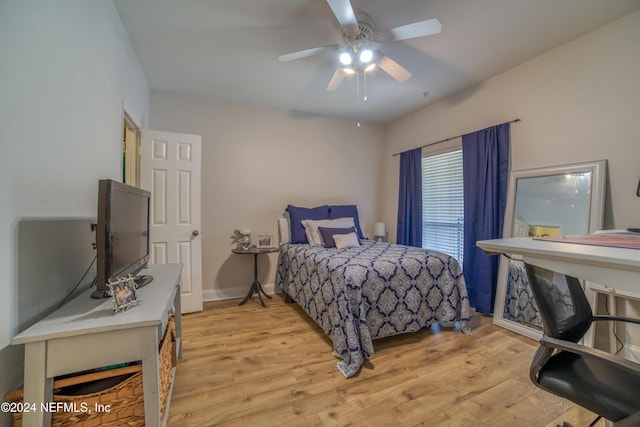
492, 160, 607, 339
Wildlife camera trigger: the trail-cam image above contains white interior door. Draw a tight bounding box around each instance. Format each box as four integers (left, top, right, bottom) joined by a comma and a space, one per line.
140, 129, 203, 313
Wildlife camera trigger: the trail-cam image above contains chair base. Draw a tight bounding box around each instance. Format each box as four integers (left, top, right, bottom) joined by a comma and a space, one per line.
556, 414, 601, 427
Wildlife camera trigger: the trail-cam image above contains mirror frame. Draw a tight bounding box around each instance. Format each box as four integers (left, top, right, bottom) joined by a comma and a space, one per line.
492, 160, 607, 339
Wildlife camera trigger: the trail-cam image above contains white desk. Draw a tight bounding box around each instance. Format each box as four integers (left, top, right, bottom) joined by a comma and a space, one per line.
12, 263, 183, 427
477, 237, 640, 295
478, 237, 640, 427
478, 237, 640, 351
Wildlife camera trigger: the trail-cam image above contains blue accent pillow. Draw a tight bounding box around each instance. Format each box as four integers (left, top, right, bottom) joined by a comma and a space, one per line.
286, 205, 330, 244
318, 226, 357, 248
328, 205, 364, 239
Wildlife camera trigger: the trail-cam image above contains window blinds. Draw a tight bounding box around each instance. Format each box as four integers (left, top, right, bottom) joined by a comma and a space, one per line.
421, 149, 464, 266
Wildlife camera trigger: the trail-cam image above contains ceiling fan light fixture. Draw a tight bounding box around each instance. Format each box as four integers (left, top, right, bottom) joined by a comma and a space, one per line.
339, 51, 353, 65
359, 49, 373, 63
280, 0, 444, 104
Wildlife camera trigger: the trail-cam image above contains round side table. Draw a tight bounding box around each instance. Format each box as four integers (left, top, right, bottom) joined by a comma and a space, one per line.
232, 247, 279, 307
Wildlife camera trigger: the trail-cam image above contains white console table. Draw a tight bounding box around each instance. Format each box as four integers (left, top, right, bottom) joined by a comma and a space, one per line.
12, 263, 183, 427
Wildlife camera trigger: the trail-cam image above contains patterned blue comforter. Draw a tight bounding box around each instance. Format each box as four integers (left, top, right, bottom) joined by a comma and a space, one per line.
276, 240, 472, 377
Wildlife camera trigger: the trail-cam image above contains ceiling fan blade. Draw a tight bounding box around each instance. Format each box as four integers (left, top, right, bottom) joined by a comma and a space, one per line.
381, 18, 442, 42
326, 0, 358, 34
278, 44, 338, 62
326, 68, 347, 91
377, 55, 411, 82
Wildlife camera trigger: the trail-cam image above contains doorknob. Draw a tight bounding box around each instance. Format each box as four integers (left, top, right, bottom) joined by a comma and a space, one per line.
192, 230, 200, 237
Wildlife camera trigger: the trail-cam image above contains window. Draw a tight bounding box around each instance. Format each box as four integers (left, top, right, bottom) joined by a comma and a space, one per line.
421, 149, 464, 266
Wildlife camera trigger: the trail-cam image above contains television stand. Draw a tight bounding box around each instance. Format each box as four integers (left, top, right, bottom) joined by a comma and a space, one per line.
134, 274, 154, 289
12, 263, 182, 427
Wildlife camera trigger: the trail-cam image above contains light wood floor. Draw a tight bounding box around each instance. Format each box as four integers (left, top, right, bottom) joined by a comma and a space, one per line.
168, 295, 603, 427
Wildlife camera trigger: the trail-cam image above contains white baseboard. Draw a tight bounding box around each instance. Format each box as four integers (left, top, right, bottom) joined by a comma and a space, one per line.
203, 283, 280, 302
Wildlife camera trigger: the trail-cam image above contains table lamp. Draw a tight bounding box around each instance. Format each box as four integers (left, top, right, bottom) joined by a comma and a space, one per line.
373, 222, 386, 242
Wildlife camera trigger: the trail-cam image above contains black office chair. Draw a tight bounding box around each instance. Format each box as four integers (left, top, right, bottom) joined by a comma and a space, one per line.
523, 262, 640, 427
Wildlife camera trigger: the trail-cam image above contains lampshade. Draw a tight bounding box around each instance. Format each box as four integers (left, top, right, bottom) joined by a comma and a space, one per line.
373, 222, 386, 237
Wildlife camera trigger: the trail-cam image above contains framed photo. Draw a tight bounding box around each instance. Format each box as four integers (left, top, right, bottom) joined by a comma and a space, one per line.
257, 234, 274, 248
108, 276, 140, 312
527, 225, 561, 238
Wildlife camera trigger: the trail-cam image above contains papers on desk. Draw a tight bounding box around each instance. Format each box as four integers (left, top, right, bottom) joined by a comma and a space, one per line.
534, 231, 640, 250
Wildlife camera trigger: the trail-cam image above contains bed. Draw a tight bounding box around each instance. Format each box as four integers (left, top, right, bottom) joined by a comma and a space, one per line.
275, 204, 472, 377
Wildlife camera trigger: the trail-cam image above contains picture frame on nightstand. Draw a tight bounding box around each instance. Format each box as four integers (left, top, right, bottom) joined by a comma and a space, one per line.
256, 234, 273, 248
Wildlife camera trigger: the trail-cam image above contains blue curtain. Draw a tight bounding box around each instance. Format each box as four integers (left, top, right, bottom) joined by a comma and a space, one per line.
462, 123, 510, 315
397, 147, 422, 247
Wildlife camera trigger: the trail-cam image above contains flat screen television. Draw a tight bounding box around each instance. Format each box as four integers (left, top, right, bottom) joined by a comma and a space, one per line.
92, 179, 153, 299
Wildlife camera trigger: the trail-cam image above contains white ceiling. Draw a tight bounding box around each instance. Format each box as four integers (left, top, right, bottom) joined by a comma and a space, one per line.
113, 0, 640, 124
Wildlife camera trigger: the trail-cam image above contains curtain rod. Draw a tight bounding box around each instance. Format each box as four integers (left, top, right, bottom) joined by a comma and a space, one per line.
392, 118, 521, 157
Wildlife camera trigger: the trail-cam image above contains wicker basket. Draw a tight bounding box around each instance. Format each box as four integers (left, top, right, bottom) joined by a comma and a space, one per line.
158, 324, 173, 420
6, 326, 175, 427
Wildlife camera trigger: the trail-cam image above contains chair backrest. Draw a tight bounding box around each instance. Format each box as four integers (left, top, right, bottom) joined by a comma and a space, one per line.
524, 263, 592, 342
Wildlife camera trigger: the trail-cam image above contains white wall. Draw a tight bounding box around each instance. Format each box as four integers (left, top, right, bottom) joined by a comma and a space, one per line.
0, 1, 148, 419
149, 92, 384, 300
381, 10, 640, 243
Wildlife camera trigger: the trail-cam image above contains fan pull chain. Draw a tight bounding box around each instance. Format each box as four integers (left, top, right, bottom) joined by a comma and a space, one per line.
363, 69, 368, 103
356, 70, 361, 127
355, 68, 370, 128
356, 70, 360, 105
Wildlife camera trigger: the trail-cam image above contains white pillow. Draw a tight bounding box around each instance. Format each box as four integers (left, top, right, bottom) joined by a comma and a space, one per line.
333, 232, 360, 249
301, 217, 355, 246
277, 217, 290, 244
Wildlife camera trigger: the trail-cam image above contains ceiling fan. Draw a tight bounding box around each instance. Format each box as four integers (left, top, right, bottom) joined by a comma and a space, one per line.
278, 0, 442, 91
